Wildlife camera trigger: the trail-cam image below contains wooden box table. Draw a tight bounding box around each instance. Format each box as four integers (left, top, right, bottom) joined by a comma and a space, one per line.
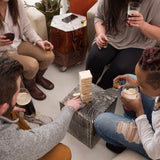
60, 84, 117, 148
50, 13, 88, 71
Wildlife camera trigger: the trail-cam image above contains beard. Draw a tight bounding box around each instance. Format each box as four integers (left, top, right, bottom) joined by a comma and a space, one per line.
3, 103, 15, 117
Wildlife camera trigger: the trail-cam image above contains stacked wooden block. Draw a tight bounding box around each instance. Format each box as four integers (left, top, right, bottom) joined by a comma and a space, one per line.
79, 70, 92, 103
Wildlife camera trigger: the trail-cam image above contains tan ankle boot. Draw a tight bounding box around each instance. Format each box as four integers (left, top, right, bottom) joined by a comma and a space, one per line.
36, 69, 54, 90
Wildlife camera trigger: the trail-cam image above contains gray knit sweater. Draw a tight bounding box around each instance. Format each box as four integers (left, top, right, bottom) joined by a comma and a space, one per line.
0, 106, 74, 160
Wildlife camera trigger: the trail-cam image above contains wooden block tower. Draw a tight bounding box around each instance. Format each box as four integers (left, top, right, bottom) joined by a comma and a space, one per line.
79, 70, 92, 103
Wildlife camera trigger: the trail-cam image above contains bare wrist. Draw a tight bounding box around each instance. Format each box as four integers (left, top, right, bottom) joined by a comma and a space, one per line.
139, 21, 146, 30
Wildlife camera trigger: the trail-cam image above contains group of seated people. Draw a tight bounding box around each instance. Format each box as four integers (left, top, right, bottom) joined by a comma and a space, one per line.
0, 0, 160, 159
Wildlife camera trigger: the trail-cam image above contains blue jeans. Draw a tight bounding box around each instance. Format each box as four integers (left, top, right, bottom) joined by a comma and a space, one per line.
94, 74, 155, 160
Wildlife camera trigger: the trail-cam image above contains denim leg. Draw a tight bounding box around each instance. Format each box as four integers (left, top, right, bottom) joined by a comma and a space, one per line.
120, 74, 155, 124
94, 112, 151, 159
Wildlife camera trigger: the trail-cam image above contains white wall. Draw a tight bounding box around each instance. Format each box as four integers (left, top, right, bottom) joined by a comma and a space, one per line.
60, 0, 69, 14
24, 0, 41, 5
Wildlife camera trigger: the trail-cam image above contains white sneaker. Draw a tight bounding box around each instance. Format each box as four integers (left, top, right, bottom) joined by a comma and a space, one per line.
25, 120, 40, 129
24, 112, 53, 127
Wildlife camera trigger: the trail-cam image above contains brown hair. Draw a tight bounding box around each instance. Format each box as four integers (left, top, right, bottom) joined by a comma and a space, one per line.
0, 0, 19, 29
0, 56, 23, 115
103, 0, 143, 34
138, 48, 160, 90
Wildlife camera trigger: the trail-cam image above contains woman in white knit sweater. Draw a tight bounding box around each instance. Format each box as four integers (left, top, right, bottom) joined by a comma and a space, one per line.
0, 0, 55, 100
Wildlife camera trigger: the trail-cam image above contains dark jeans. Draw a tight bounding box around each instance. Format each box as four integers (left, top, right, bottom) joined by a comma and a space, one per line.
86, 43, 143, 89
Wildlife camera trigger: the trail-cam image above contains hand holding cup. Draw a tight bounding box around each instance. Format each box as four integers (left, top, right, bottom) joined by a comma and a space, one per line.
45, 44, 51, 54
126, 2, 141, 26
127, 2, 141, 17
121, 89, 144, 116
103, 39, 108, 48
17, 88, 32, 107
121, 86, 138, 110
113, 81, 120, 91
3, 33, 15, 41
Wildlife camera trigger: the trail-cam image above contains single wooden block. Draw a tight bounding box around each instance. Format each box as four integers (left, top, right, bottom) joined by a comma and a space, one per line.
79, 70, 92, 82
60, 84, 117, 148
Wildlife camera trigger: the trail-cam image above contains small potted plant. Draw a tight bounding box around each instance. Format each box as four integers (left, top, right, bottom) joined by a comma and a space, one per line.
25, 0, 61, 37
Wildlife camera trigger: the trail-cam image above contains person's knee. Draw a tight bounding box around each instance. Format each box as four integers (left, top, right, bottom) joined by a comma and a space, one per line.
110, 61, 130, 75
62, 144, 71, 160
46, 51, 55, 64
40, 52, 55, 69
94, 112, 113, 130
28, 59, 39, 72
87, 45, 102, 63
109, 63, 123, 74
56, 143, 72, 160
39, 143, 72, 160
86, 51, 96, 67
24, 58, 39, 79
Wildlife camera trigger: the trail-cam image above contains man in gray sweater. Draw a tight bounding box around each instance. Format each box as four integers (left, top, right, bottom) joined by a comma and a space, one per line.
0, 56, 82, 160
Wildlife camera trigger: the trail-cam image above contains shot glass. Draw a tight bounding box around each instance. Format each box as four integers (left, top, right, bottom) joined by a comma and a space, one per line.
127, 2, 141, 17
81, 20, 86, 26
103, 40, 108, 48
113, 81, 120, 91
45, 44, 51, 54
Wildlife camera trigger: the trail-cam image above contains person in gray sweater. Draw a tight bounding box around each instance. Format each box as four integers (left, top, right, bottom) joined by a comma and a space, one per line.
0, 56, 82, 160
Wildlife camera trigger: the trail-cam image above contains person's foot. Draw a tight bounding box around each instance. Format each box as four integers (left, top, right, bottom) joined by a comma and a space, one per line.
29, 85, 46, 100
24, 112, 53, 127
36, 77, 54, 90
23, 78, 46, 100
106, 143, 126, 154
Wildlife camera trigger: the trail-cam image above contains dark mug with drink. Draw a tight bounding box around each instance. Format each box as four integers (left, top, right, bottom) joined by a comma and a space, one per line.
3, 32, 17, 54
3, 33, 15, 41
17, 88, 35, 117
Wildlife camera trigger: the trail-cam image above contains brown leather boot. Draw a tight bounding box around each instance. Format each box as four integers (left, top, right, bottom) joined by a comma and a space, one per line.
36, 69, 54, 90
23, 77, 46, 100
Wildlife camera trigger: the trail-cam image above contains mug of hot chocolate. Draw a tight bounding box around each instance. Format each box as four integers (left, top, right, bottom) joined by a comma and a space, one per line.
122, 86, 138, 110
